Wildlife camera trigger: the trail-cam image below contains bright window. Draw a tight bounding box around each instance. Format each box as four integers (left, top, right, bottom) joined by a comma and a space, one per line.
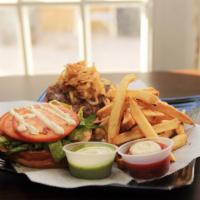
0, 0, 152, 75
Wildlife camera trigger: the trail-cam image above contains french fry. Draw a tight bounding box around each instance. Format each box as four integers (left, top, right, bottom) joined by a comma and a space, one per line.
112, 126, 144, 145
143, 109, 172, 125
151, 101, 194, 125
129, 98, 158, 138
146, 116, 161, 125
172, 134, 187, 151
113, 119, 179, 145
96, 103, 112, 119
176, 124, 185, 135
94, 114, 109, 124
154, 115, 174, 121
99, 116, 109, 126
127, 90, 159, 105
160, 130, 175, 138
108, 74, 136, 143
153, 119, 180, 133
142, 109, 165, 117
121, 109, 136, 131
147, 116, 174, 126
141, 87, 160, 96
170, 154, 176, 162
99, 117, 109, 142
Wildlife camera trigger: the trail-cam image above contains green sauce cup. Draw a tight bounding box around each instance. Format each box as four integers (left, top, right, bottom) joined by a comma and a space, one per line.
63, 142, 118, 179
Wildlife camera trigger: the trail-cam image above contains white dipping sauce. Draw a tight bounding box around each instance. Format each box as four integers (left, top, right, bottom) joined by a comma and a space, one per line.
129, 141, 161, 155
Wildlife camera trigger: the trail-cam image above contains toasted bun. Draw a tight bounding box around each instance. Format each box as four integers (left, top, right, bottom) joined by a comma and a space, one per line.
11, 150, 66, 168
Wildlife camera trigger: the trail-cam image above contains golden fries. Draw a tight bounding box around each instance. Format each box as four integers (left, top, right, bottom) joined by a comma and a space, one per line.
121, 109, 136, 131
112, 126, 143, 145
172, 134, 187, 151
99, 116, 109, 126
176, 124, 185, 135
129, 98, 157, 138
107, 74, 136, 143
142, 87, 160, 96
170, 154, 176, 162
127, 90, 159, 105
96, 103, 112, 119
142, 109, 165, 117
151, 101, 194, 125
160, 130, 175, 138
113, 120, 179, 145
153, 119, 180, 133
99, 73, 194, 160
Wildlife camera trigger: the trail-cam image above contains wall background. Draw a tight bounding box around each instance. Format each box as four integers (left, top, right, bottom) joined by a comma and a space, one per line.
152, 0, 195, 71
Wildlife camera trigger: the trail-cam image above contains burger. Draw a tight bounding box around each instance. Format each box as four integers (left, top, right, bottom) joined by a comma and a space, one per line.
0, 101, 85, 168
0, 61, 114, 168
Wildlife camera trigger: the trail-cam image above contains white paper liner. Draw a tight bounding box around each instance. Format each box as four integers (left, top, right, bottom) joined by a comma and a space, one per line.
15, 166, 132, 188
1, 101, 200, 187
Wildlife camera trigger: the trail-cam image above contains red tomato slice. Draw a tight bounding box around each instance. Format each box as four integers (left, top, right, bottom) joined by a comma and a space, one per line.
0, 113, 7, 134
2, 113, 27, 141
12, 104, 79, 143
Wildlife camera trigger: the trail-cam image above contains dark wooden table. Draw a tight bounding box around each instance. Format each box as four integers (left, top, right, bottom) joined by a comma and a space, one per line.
0, 71, 200, 200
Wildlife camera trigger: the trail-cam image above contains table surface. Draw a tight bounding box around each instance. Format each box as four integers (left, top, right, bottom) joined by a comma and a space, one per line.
1, 71, 200, 101
0, 71, 200, 200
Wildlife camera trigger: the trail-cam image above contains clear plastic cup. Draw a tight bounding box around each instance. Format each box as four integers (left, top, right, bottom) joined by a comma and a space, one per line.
117, 137, 174, 179
63, 142, 118, 179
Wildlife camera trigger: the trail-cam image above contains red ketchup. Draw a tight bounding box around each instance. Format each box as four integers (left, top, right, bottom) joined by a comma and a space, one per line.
124, 142, 170, 179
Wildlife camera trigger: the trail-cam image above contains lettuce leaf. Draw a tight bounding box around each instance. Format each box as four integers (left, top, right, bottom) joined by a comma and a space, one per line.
78, 109, 101, 130
0, 136, 46, 154
48, 140, 65, 162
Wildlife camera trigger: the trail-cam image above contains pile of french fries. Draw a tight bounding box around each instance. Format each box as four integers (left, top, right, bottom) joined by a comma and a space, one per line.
96, 74, 194, 161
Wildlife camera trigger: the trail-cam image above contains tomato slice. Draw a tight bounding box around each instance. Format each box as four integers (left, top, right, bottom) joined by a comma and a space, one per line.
0, 113, 7, 134
2, 113, 27, 141
12, 103, 79, 143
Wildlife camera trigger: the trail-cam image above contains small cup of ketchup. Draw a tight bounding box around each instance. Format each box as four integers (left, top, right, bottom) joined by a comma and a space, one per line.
117, 137, 173, 179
